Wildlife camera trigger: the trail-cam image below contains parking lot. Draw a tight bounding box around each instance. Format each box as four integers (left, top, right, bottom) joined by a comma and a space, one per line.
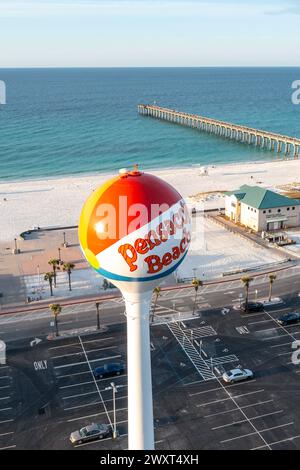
2, 288, 300, 450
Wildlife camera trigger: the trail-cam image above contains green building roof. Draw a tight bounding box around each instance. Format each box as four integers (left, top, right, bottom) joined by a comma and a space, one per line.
225, 185, 300, 210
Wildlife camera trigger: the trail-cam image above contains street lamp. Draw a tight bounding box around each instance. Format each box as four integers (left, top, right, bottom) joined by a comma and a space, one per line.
105, 382, 119, 439
96, 302, 100, 330
62, 231, 68, 248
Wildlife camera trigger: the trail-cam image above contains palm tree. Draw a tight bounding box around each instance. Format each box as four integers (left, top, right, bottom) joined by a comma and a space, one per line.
49, 303, 62, 337
241, 276, 254, 312
268, 273, 277, 302
63, 262, 75, 291
192, 278, 203, 316
48, 258, 60, 287
151, 287, 161, 323
96, 302, 101, 330
44, 272, 54, 296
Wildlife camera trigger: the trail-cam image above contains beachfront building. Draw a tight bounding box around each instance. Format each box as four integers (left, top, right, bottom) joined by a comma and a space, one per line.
224, 185, 300, 232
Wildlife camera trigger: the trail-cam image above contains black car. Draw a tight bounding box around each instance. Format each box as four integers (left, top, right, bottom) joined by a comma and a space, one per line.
277, 312, 300, 326
93, 362, 126, 379
70, 423, 110, 445
241, 301, 264, 313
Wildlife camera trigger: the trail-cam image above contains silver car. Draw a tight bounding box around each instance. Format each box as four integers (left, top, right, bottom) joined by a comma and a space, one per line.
222, 368, 254, 384
70, 423, 110, 445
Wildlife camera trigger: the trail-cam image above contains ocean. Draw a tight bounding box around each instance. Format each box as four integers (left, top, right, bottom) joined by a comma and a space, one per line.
0, 67, 299, 182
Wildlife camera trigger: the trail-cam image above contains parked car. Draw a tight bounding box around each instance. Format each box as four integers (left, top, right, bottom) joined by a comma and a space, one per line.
93, 362, 126, 379
222, 368, 254, 384
277, 312, 300, 326
241, 301, 264, 313
70, 423, 110, 445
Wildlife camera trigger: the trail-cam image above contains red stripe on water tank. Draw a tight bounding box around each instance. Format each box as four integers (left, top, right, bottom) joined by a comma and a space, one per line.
87, 173, 182, 256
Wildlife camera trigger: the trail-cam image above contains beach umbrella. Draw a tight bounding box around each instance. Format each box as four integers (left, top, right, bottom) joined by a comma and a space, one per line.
78, 165, 191, 450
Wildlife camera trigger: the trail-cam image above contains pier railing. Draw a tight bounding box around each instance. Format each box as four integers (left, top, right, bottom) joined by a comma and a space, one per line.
138, 104, 300, 158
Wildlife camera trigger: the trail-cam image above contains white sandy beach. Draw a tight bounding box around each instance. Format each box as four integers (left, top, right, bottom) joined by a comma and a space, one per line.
0, 158, 300, 243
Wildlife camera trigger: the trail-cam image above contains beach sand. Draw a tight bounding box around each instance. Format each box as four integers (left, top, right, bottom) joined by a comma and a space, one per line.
1, 158, 299, 243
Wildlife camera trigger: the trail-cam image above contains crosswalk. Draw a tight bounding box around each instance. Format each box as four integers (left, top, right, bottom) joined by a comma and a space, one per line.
168, 322, 215, 381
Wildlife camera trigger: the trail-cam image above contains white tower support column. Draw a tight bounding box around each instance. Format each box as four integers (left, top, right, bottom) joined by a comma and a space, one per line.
124, 291, 154, 450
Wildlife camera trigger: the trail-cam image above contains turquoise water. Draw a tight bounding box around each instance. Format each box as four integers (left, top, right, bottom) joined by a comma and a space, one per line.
0, 67, 299, 181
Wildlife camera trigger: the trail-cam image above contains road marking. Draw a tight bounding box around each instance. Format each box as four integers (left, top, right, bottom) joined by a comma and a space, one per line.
221, 431, 257, 444
52, 346, 115, 360
204, 400, 274, 418
270, 342, 293, 348
67, 407, 127, 423
0, 432, 14, 437
49, 337, 115, 350
212, 410, 283, 430
259, 422, 294, 433
54, 355, 121, 369
63, 390, 99, 400
56, 371, 91, 379
250, 410, 283, 420
77, 336, 113, 429
236, 326, 250, 335
64, 395, 127, 411
59, 375, 128, 390
252, 434, 300, 449
231, 389, 264, 399
248, 320, 273, 325
189, 386, 222, 397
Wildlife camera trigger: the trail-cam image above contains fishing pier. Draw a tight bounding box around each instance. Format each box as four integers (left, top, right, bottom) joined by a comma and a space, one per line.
138, 104, 300, 158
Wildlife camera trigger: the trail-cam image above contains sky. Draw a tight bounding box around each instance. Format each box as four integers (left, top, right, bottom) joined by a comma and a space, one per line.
0, 0, 300, 67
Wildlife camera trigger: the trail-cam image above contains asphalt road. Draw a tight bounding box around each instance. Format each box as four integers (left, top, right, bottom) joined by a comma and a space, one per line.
1, 264, 300, 450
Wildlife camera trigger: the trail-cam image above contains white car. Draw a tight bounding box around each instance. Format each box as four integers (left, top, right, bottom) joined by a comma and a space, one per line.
222, 368, 254, 384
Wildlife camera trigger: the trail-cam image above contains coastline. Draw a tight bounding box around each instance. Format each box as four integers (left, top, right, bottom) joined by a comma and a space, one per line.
1, 158, 299, 243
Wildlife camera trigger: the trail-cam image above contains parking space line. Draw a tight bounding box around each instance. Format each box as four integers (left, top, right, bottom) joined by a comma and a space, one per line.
259, 422, 294, 433
0, 432, 14, 437
77, 336, 113, 428
267, 434, 300, 447
248, 320, 273, 326
0, 397, 10, 401
189, 386, 222, 397
54, 354, 121, 369
0, 445, 16, 450
49, 341, 80, 350
212, 410, 283, 431
270, 342, 293, 348
57, 371, 91, 379
277, 351, 292, 357
251, 410, 283, 420
221, 431, 257, 444
67, 407, 127, 423
64, 394, 127, 411
52, 346, 115, 360
63, 390, 99, 400
0, 407, 12, 412
213, 419, 247, 430
0, 377, 9, 380
231, 389, 264, 399
59, 375, 128, 390
0, 386, 10, 390
197, 397, 231, 407
204, 400, 274, 418
82, 337, 116, 345
0, 419, 13, 424
49, 337, 115, 350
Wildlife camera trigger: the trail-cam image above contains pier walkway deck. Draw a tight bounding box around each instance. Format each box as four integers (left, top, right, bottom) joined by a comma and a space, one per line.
138, 104, 300, 158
